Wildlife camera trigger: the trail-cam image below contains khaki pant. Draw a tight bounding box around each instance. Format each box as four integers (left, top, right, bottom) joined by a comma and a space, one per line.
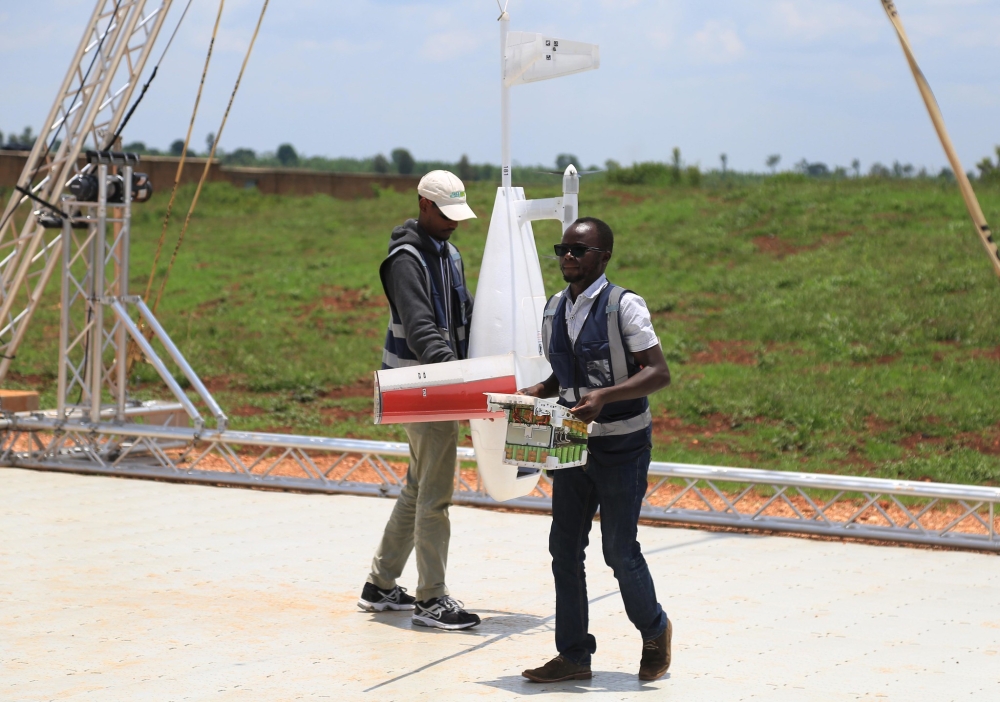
368, 420, 458, 602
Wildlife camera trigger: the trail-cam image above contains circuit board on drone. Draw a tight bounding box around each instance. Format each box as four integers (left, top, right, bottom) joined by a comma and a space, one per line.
486, 393, 591, 469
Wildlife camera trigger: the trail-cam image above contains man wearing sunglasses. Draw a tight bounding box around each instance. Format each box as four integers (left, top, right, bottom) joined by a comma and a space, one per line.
520, 217, 673, 682
358, 171, 481, 630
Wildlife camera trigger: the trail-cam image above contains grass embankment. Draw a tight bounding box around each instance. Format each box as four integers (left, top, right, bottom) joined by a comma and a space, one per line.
7, 176, 1000, 486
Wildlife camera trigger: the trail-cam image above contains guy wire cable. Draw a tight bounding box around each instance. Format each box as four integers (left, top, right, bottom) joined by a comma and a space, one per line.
879, 0, 1000, 279
104, 0, 196, 150
151, 0, 271, 316
142, 0, 226, 306
0, 0, 124, 239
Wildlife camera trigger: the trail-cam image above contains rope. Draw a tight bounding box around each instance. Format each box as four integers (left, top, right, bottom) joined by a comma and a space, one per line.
142, 0, 226, 304
150, 0, 271, 315
880, 0, 1000, 279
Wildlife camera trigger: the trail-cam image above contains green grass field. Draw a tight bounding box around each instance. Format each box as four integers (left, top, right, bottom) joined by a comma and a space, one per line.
6, 175, 1000, 486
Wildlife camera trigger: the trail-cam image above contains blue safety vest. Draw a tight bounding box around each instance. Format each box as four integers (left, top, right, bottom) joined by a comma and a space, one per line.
541, 283, 652, 437
380, 242, 472, 369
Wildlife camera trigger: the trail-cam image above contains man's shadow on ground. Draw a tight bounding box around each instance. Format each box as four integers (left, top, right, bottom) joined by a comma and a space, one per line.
477, 673, 668, 695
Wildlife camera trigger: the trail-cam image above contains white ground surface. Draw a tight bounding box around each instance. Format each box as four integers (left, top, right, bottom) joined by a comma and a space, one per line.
1, 468, 999, 701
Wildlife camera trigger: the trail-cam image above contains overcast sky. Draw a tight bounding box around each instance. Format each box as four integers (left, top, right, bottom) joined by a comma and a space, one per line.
1, 0, 997, 173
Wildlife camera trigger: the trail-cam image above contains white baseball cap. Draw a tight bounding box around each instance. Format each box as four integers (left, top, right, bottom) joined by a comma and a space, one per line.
417, 170, 477, 221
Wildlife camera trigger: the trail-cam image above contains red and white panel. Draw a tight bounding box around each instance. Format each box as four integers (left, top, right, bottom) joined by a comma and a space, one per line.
374, 354, 517, 425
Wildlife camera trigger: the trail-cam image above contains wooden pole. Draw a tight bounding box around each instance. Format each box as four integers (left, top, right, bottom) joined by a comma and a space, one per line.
880, 0, 1000, 279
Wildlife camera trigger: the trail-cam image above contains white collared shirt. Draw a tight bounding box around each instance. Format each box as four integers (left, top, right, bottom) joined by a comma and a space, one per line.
552, 274, 658, 352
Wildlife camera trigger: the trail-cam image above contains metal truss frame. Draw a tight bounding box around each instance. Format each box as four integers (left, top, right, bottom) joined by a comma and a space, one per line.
1, 421, 996, 552
55, 161, 227, 431
0, 0, 172, 381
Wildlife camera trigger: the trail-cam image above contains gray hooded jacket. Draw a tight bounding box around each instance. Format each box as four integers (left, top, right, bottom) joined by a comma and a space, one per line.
378, 219, 474, 365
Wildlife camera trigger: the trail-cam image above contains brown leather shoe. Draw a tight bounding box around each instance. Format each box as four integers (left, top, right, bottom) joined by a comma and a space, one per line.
522, 655, 592, 683
638, 618, 672, 681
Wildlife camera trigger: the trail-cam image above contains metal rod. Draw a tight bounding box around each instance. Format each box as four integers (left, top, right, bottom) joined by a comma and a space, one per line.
109, 301, 202, 426
57, 208, 71, 421
500, 11, 511, 189
90, 165, 108, 422
115, 165, 132, 421
134, 298, 228, 430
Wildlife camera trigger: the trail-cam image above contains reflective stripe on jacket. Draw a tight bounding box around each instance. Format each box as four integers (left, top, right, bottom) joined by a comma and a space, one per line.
380, 242, 472, 369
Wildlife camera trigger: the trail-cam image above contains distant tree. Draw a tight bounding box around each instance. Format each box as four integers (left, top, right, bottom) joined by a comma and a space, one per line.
892, 161, 914, 178
169, 139, 195, 157
976, 146, 1000, 183
123, 141, 148, 154
391, 148, 415, 175
869, 162, 892, 178
794, 158, 809, 174
372, 153, 389, 173
938, 166, 955, 181
457, 154, 474, 182
806, 163, 830, 177
851, 158, 861, 178
670, 147, 683, 184
766, 154, 780, 173
205, 132, 215, 155
604, 159, 621, 171
277, 143, 299, 167
18, 126, 35, 147
5, 126, 36, 149
720, 153, 728, 174
555, 153, 579, 172
0, 130, 4, 147
686, 165, 702, 187
224, 148, 257, 166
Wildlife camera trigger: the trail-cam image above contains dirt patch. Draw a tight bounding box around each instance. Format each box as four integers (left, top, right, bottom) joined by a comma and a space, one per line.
202, 375, 240, 393
324, 377, 374, 399
972, 346, 1000, 362
956, 425, 1000, 457
752, 231, 850, 258
653, 412, 733, 437
3, 372, 48, 388
229, 405, 267, 417
689, 340, 758, 365
874, 353, 902, 365
606, 189, 648, 206
317, 286, 386, 312
865, 415, 893, 433
898, 433, 946, 450
320, 405, 370, 423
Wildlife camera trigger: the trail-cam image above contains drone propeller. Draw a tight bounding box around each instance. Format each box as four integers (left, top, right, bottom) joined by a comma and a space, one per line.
534, 169, 604, 176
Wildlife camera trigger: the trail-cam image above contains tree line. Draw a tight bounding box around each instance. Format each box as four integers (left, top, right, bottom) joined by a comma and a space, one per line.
4, 125, 1000, 185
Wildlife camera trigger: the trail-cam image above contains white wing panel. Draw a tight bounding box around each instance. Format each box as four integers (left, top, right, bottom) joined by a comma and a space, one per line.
504, 33, 599, 87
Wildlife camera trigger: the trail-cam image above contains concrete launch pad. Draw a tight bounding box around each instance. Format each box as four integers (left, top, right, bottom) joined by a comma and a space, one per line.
2, 468, 998, 700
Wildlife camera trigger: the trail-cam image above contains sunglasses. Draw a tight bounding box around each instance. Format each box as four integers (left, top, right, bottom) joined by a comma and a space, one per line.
553, 243, 606, 259
432, 202, 454, 222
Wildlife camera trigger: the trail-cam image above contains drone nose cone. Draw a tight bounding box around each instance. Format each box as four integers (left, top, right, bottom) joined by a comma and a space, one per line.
563, 164, 578, 176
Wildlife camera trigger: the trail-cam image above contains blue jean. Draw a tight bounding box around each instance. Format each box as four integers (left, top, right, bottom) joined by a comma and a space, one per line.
549, 426, 666, 665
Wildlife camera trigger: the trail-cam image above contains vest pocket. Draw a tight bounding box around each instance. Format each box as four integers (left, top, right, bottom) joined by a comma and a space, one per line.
578, 340, 612, 387
585, 358, 612, 387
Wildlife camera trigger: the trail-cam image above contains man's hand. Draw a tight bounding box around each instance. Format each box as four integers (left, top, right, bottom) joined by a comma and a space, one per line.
570, 390, 606, 424
518, 373, 559, 399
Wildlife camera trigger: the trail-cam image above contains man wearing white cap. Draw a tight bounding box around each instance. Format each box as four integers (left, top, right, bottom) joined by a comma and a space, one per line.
358, 170, 482, 630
